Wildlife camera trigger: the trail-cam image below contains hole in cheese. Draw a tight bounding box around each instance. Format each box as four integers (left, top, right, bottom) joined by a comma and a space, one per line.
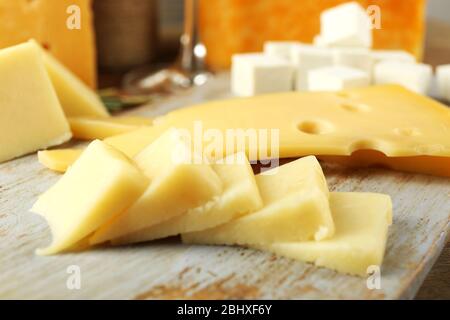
297, 120, 334, 135
341, 103, 371, 113
349, 139, 389, 155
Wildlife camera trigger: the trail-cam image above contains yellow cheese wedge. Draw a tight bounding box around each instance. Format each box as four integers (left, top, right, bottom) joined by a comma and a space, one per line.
90, 128, 223, 245
112, 152, 263, 245
68, 116, 153, 140
38, 149, 83, 173
28, 40, 108, 118
31, 140, 149, 255
182, 156, 334, 245
0, 42, 71, 163
254, 192, 393, 277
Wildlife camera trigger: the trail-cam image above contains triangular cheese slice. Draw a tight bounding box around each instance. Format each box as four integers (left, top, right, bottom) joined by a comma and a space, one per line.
182, 156, 334, 245
112, 152, 263, 245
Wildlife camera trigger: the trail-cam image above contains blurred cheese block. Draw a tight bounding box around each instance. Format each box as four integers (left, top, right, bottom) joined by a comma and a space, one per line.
182, 156, 335, 245
333, 47, 373, 76
90, 129, 223, 244
436, 65, 450, 102
320, 2, 372, 48
308, 66, 370, 91
291, 45, 333, 91
0, 42, 71, 163
263, 41, 301, 60
374, 61, 432, 95
31, 140, 149, 255
112, 153, 263, 245
68, 116, 153, 140
28, 40, 108, 118
231, 53, 295, 96
199, 0, 426, 70
371, 50, 416, 64
254, 192, 393, 277
0, 0, 97, 88
38, 149, 83, 173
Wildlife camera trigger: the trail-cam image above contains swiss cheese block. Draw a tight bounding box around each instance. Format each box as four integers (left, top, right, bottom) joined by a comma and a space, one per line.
69, 116, 153, 140
182, 156, 334, 245
0, 42, 71, 163
112, 153, 263, 245
0, 0, 97, 88
31, 140, 149, 255
90, 129, 223, 244
255, 192, 392, 277
38, 149, 83, 173
28, 40, 108, 117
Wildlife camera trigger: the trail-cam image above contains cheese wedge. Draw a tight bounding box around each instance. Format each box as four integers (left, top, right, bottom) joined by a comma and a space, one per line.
89, 128, 223, 244
112, 152, 263, 245
38, 149, 83, 173
254, 192, 393, 277
29, 40, 108, 117
31, 140, 149, 255
68, 116, 153, 140
34, 85, 450, 177
182, 156, 334, 245
0, 42, 71, 163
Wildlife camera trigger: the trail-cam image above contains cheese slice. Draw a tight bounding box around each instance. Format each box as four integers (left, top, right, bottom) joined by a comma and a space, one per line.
28, 40, 109, 118
254, 192, 392, 277
69, 116, 153, 140
112, 152, 263, 245
89, 128, 223, 245
34, 85, 450, 177
0, 42, 71, 163
182, 156, 334, 245
31, 140, 149, 255
0, 0, 97, 88
38, 149, 83, 173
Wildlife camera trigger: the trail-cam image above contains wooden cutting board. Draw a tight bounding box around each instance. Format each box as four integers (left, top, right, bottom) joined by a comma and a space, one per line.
0, 74, 449, 299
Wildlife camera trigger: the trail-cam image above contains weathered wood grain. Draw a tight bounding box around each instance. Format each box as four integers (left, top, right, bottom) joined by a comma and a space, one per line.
0, 74, 449, 299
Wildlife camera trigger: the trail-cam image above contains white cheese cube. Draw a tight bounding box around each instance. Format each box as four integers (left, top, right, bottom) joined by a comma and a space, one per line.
333, 47, 373, 78
371, 50, 416, 64
308, 66, 370, 91
231, 53, 295, 97
374, 61, 432, 95
436, 65, 450, 101
320, 2, 372, 48
263, 41, 302, 60
313, 35, 327, 48
290, 45, 334, 91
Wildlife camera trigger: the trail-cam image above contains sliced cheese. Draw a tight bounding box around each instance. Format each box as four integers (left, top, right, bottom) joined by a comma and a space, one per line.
90, 129, 223, 244
112, 152, 263, 245
254, 192, 392, 277
31, 140, 149, 255
182, 156, 334, 245
0, 42, 71, 163
69, 116, 153, 140
28, 40, 109, 117
38, 149, 83, 173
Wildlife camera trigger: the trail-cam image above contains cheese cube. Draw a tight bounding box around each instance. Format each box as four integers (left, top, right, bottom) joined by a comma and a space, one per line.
263, 41, 301, 60
320, 2, 372, 48
308, 66, 370, 91
112, 153, 263, 244
38, 149, 83, 173
0, 42, 71, 163
436, 64, 450, 101
333, 47, 373, 77
374, 61, 432, 95
255, 192, 392, 277
231, 53, 295, 96
290, 45, 334, 91
182, 156, 334, 246
371, 50, 416, 64
313, 35, 327, 48
28, 40, 109, 118
68, 116, 153, 140
90, 128, 223, 244
31, 140, 149, 255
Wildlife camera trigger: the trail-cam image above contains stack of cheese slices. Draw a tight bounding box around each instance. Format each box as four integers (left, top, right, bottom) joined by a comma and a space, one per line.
231, 1, 450, 100
32, 129, 392, 277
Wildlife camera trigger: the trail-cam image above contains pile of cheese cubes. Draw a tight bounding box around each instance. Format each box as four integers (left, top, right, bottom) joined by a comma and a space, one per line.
32, 129, 392, 277
231, 1, 450, 101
